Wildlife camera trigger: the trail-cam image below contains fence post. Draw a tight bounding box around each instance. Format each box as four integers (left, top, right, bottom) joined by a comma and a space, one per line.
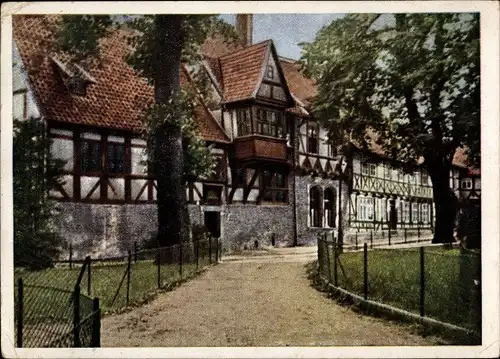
209, 238, 212, 264
215, 238, 219, 263
69, 244, 73, 270
134, 241, 138, 263
179, 244, 183, 278
73, 285, 81, 347
355, 233, 358, 250
325, 240, 332, 283
17, 278, 23, 348
370, 231, 373, 249
196, 240, 199, 270
404, 228, 407, 243
156, 248, 161, 289
87, 256, 91, 296
363, 243, 368, 300
388, 227, 391, 246
126, 251, 131, 306
333, 240, 338, 287
92, 297, 101, 347
420, 246, 425, 317
417, 226, 420, 242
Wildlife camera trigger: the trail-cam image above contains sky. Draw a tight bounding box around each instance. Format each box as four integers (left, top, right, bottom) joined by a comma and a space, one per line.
218, 14, 345, 60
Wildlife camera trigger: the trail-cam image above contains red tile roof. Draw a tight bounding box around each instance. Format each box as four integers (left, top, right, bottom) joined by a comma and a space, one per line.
13, 15, 229, 143
453, 147, 480, 175
279, 58, 317, 107
218, 40, 270, 104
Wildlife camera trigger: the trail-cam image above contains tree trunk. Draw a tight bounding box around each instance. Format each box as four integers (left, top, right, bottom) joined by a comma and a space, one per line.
154, 15, 185, 250
429, 165, 457, 244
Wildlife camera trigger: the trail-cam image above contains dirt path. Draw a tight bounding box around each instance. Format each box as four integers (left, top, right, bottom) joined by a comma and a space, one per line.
102, 247, 444, 347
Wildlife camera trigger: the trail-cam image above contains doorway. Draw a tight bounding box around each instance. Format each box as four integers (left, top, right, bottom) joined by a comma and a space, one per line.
204, 211, 221, 238
389, 200, 397, 230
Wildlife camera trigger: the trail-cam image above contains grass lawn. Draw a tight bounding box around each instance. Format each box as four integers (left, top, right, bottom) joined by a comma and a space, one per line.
15, 247, 217, 315
329, 246, 481, 331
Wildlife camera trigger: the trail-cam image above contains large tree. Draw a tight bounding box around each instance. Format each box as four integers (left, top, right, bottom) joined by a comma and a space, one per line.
56, 15, 236, 247
300, 13, 480, 243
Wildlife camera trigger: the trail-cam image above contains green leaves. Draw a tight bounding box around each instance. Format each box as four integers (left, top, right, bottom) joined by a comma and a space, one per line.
13, 118, 65, 269
300, 13, 480, 167
140, 90, 215, 182
56, 15, 115, 61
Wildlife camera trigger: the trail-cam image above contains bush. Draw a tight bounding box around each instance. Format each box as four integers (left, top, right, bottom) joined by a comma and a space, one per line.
13, 117, 65, 270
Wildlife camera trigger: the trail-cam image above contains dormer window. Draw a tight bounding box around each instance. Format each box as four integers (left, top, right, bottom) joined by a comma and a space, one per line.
51, 56, 96, 96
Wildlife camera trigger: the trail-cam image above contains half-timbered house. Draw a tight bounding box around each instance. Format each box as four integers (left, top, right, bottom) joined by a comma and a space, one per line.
12, 15, 480, 257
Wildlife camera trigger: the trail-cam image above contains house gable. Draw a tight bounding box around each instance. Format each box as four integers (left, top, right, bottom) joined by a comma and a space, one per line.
253, 42, 294, 107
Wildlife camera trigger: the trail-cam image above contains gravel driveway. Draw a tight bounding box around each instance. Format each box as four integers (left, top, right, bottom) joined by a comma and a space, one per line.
101, 247, 444, 347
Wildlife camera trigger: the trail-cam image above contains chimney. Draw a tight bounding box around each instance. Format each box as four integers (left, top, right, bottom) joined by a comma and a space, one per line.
236, 14, 253, 47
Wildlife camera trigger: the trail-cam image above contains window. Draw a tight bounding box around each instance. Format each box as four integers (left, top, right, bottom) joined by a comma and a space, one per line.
324, 188, 336, 227
411, 202, 419, 223
461, 178, 473, 190
361, 162, 376, 177
421, 203, 429, 223
107, 142, 125, 174
261, 170, 288, 203
357, 196, 374, 221
80, 140, 101, 173
204, 185, 222, 205
402, 201, 410, 223
266, 65, 274, 79
384, 165, 391, 179
309, 186, 322, 227
255, 108, 284, 137
307, 123, 319, 154
236, 108, 251, 136
421, 171, 429, 185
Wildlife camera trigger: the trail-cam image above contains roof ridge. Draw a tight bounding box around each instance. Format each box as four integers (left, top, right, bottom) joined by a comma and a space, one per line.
218, 39, 272, 60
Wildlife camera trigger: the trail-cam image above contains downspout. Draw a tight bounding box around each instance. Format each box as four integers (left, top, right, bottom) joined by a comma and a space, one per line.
292, 114, 298, 247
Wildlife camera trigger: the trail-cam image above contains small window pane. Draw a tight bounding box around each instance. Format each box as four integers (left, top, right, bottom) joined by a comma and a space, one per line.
81, 141, 101, 173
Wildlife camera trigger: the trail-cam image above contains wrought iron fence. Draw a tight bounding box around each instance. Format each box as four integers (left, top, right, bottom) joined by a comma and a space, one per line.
318, 233, 481, 339
13, 237, 220, 347
14, 280, 100, 348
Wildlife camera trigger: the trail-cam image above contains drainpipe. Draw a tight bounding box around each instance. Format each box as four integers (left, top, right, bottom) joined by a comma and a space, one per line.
292, 116, 298, 247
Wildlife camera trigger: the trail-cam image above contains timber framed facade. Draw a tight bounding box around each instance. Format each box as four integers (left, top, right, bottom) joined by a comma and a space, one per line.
12, 14, 480, 257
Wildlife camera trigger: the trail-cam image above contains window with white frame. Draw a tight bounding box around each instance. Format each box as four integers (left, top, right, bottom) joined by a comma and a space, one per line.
461, 178, 473, 190
357, 196, 374, 221
309, 186, 322, 227
361, 162, 376, 177
402, 201, 410, 223
384, 165, 391, 179
421, 171, 429, 185
324, 188, 336, 227
411, 202, 419, 223
421, 203, 429, 223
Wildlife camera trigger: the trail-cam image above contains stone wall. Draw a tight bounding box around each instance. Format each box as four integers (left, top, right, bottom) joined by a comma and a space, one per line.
52, 202, 157, 259
222, 203, 294, 250
294, 175, 340, 246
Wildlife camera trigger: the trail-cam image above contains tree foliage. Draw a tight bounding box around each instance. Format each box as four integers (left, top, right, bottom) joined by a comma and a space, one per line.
300, 13, 480, 243
13, 118, 65, 269
300, 13, 480, 166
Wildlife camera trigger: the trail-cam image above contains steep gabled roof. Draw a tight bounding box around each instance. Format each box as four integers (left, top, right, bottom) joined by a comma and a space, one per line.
279, 57, 317, 107
13, 15, 229, 143
218, 40, 270, 104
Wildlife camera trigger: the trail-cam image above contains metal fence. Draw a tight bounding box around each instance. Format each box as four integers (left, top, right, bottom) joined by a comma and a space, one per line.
318, 233, 481, 337
14, 279, 100, 348
13, 238, 220, 347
